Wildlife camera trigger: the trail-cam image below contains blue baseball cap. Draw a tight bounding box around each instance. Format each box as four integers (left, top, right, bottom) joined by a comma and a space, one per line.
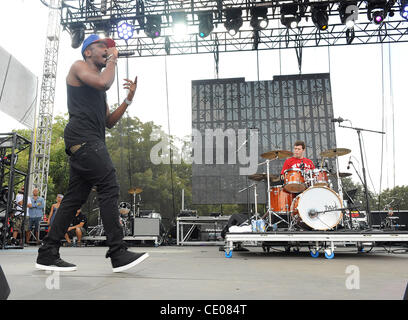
81, 34, 116, 56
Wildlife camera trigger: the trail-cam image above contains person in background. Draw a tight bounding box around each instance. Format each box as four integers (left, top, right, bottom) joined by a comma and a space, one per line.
27, 188, 45, 245
10, 186, 32, 246
280, 140, 315, 177
48, 194, 63, 232
64, 208, 87, 247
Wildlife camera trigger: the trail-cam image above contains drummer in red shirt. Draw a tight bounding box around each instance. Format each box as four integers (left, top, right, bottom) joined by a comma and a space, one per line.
280, 140, 315, 178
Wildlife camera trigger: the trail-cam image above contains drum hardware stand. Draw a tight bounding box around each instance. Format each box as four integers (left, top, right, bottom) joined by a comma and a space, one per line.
342, 188, 359, 229
87, 208, 104, 237
238, 182, 259, 219
338, 123, 385, 228
128, 188, 143, 236
236, 129, 256, 216
258, 158, 290, 229
132, 194, 141, 235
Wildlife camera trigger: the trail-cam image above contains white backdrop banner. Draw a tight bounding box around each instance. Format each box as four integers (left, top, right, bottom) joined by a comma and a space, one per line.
0, 46, 38, 129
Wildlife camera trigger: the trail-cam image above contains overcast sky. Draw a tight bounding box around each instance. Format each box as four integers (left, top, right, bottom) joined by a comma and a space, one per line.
1, 0, 407, 197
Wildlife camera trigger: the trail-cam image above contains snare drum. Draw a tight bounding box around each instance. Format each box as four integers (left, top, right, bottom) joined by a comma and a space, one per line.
269, 185, 295, 213
311, 168, 329, 187
283, 168, 306, 193
290, 186, 343, 230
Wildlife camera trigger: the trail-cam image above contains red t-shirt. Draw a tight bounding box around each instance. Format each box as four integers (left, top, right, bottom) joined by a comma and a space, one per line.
281, 157, 315, 175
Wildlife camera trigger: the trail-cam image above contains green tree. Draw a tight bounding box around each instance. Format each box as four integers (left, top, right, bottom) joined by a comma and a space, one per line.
376, 185, 408, 211
14, 115, 69, 213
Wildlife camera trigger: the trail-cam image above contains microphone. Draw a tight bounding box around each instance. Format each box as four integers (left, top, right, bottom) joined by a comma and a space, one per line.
118, 50, 136, 58
347, 156, 352, 170
331, 117, 345, 123
300, 159, 305, 171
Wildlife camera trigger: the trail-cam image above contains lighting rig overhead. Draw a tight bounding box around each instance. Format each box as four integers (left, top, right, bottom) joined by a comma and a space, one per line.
311, 3, 329, 31
280, 3, 301, 29
400, 0, 408, 18
145, 15, 161, 39
224, 7, 243, 36
69, 23, 85, 49
117, 20, 134, 40
59, 0, 408, 57
250, 6, 269, 30
171, 11, 188, 38
366, 0, 395, 24
198, 11, 214, 38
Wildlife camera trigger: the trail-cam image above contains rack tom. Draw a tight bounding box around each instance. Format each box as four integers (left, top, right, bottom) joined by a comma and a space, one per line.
312, 168, 329, 187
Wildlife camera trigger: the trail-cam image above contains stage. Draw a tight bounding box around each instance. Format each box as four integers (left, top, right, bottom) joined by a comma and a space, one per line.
1, 244, 407, 300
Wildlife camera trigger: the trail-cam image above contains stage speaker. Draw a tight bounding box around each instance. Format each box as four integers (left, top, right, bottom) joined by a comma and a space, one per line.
0, 265, 10, 300
133, 218, 160, 236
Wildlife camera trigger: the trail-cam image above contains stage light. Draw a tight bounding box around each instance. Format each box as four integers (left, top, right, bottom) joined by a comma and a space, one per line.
400, 0, 408, 19
280, 3, 301, 29
339, 1, 358, 29
171, 12, 188, 39
94, 20, 111, 38
198, 12, 214, 38
70, 24, 85, 49
367, 0, 387, 24
250, 6, 269, 30
117, 21, 134, 40
145, 15, 161, 39
311, 4, 329, 31
224, 8, 243, 36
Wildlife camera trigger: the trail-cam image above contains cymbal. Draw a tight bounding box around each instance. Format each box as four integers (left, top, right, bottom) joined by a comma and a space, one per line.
320, 148, 351, 158
248, 173, 280, 182
128, 187, 143, 195
330, 172, 352, 178
261, 150, 293, 160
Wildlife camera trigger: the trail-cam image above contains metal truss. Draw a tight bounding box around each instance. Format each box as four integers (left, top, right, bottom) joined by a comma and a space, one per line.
32, 0, 62, 204
59, 0, 408, 58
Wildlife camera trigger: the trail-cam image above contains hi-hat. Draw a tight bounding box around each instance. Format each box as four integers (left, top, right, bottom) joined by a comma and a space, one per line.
248, 173, 280, 182
128, 187, 143, 195
320, 148, 351, 158
261, 150, 293, 159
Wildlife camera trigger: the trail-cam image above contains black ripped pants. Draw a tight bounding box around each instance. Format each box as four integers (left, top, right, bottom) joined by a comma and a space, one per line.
41, 140, 125, 258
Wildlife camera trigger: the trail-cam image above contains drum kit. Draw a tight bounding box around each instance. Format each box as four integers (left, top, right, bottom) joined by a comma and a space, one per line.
87, 186, 164, 239
118, 187, 144, 236
247, 147, 353, 231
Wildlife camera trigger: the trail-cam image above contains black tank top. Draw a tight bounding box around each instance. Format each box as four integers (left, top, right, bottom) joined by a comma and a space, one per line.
64, 84, 107, 150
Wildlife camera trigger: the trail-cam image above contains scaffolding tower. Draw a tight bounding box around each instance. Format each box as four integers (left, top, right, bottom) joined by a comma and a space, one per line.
31, 0, 62, 204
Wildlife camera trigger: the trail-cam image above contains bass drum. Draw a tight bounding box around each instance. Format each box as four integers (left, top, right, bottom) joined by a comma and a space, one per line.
290, 186, 343, 231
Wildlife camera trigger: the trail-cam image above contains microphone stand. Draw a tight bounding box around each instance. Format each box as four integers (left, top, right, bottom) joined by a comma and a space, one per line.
236, 131, 251, 216
337, 123, 385, 228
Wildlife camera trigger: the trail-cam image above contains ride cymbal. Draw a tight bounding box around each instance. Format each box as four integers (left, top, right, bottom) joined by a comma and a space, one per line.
320, 148, 351, 158
128, 187, 143, 195
261, 150, 293, 159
